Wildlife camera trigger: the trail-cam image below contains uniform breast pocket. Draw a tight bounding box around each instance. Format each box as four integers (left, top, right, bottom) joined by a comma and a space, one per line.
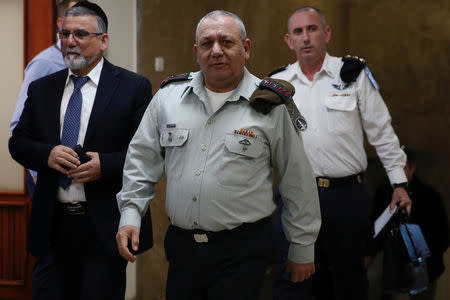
218, 134, 268, 189
160, 129, 189, 178
325, 95, 358, 134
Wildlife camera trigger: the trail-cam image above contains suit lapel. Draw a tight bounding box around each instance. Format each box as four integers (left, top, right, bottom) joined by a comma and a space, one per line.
84, 59, 119, 145
51, 70, 68, 143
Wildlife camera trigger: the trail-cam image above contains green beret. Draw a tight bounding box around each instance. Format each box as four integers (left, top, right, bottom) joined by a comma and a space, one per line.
249, 77, 306, 132
249, 77, 295, 115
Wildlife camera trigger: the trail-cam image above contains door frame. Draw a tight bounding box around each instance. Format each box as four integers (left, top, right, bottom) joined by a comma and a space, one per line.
0, 0, 54, 298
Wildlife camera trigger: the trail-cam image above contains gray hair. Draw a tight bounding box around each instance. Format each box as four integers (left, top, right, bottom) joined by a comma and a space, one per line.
195, 10, 247, 43
287, 6, 327, 32
64, 6, 107, 33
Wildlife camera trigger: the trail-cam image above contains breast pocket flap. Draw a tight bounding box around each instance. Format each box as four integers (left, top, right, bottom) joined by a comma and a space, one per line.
224, 134, 264, 158
325, 95, 357, 111
160, 129, 189, 147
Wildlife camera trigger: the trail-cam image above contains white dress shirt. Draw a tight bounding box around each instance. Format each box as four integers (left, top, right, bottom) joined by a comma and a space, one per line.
271, 53, 407, 184
57, 58, 104, 203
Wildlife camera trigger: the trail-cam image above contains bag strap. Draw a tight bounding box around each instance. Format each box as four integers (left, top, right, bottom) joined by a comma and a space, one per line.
402, 223, 422, 262
391, 209, 419, 261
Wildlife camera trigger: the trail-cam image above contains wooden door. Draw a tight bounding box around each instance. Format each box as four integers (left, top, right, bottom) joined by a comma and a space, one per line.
0, 0, 54, 299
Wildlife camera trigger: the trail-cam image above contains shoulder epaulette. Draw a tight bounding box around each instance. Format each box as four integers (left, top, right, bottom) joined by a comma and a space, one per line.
268, 65, 288, 77
259, 78, 294, 103
340, 55, 367, 84
249, 77, 295, 115
160, 72, 191, 88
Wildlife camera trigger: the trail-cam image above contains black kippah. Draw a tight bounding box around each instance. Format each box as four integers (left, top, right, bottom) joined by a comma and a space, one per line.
73, 1, 108, 32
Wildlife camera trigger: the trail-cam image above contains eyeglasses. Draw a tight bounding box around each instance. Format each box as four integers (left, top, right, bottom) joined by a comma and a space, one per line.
59, 29, 103, 40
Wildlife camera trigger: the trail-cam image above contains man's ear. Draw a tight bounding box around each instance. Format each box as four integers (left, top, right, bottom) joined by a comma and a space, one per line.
57, 17, 63, 32
324, 25, 331, 45
243, 38, 251, 60
284, 33, 294, 51
100, 33, 109, 52
194, 44, 199, 64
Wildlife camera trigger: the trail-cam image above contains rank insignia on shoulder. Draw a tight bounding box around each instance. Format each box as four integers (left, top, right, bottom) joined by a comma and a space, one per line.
343, 54, 366, 64
259, 78, 293, 103
160, 72, 191, 88
340, 55, 367, 84
268, 65, 288, 77
249, 77, 295, 115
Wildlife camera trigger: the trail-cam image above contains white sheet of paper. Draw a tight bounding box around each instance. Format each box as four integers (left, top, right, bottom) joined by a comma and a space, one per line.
373, 205, 398, 238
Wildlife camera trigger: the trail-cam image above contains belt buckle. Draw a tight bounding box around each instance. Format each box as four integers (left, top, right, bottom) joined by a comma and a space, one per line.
64, 203, 85, 215
194, 233, 209, 243
318, 178, 330, 188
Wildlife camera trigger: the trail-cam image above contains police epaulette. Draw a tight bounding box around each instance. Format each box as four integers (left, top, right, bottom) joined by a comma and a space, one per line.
259, 78, 293, 103
340, 55, 367, 84
268, 65, 288, 77
160, 72, 191, 88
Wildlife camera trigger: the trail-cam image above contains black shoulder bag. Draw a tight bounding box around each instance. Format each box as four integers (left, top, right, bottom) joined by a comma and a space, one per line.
382, 209, 431, 295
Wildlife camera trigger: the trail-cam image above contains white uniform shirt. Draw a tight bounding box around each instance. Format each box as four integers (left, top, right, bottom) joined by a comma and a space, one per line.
272, 53, 407, 184
117, 68, 321, 263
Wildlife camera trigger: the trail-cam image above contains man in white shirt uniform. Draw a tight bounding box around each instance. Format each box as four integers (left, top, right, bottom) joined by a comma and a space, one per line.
270, 6, 411, 300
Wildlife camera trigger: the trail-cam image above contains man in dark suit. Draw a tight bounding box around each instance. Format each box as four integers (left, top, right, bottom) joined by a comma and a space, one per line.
9, 2, 153, 300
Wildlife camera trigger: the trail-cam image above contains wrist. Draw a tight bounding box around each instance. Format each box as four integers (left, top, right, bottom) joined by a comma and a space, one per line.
393, 182, 408, 192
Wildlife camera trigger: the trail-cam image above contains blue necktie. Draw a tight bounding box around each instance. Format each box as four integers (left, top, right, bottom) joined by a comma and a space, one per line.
60, 75, 89, 189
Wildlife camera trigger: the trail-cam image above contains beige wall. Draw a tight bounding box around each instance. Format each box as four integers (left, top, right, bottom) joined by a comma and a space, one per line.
1, 0, 24, 192
97, 0, 139, 73
138, 1, 450, 299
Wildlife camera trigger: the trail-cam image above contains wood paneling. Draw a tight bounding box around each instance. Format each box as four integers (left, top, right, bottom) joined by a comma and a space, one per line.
23, 0, 55, 66
0, 195, 32, 299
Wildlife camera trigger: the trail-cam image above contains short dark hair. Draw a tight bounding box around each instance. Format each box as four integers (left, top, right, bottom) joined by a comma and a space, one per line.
288, 6, 327, 32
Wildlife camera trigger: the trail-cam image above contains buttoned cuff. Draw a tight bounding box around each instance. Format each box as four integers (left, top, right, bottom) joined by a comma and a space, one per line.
118, 207, 142, 229
387, 168, 407, 185
288, 243, 315, 264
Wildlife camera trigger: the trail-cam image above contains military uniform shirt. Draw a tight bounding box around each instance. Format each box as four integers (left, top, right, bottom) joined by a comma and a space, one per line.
271, 53, 407, 184
117, 68, 321, 263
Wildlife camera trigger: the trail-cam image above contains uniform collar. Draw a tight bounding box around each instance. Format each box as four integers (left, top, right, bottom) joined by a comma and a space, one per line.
289, 52, 336, 81
321, 53, 338, 79
185, 67, 259, 103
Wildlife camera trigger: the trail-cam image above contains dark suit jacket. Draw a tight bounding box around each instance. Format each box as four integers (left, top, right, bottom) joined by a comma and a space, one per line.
9, 59, 153, 259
